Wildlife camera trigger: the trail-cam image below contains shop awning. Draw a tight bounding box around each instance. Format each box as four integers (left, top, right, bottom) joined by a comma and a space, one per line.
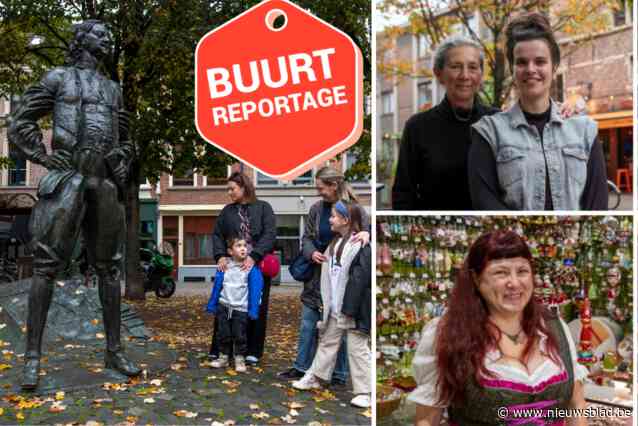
589, 110, 633, 130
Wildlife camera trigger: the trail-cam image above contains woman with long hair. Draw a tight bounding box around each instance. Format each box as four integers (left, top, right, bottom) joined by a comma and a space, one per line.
469, 13, 607, 210
278, 166, 369, 384
410, 230, 587, 425
292, 200, 371, 409
209, 171, 276, 365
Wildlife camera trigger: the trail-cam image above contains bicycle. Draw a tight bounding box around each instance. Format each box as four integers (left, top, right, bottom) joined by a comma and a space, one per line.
607, 180, 622, 210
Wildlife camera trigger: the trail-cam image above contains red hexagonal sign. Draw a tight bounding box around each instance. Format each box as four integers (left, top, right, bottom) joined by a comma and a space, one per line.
195, 0, 363, 181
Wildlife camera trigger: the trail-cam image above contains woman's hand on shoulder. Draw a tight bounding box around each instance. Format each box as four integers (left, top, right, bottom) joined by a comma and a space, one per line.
217, 257, 229, 272
558, 102, 574, 119
351, 231, 370, 246
241, 256, 255, 272
558, 101, 587, 119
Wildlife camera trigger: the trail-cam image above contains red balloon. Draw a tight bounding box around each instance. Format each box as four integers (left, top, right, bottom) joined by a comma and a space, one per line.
260, 254, 280, 278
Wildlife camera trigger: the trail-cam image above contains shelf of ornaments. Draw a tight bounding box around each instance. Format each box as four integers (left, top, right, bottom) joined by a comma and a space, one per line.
376, 216, 633, 397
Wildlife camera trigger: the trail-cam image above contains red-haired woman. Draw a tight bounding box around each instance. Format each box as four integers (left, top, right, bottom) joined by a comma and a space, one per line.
410, 230, 588, 425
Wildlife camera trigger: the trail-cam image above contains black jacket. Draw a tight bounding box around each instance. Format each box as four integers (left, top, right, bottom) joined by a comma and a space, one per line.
341, 244, 371, 335
392, 96, 499, 210
300, 200, 369, 311
212, 200, 276, 263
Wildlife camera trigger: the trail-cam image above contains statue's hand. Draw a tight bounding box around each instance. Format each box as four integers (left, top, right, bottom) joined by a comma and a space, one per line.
44, 151, 73, 171
113, 163, 128, 184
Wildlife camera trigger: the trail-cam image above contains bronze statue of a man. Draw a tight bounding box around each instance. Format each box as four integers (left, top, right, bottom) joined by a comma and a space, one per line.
8, 20, 141, 390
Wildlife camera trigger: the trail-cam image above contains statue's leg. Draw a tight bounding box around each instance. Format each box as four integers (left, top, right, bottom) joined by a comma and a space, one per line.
23, 174, 86, 390
86, 178, 140, 377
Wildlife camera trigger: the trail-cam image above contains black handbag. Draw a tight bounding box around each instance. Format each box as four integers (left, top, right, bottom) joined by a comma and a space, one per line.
289, 239, 327, 282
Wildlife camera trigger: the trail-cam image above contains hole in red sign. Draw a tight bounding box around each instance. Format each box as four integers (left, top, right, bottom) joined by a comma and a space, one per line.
265, 9, 287, 32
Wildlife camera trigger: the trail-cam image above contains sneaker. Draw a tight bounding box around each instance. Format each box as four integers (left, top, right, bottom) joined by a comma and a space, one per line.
211, 354, 229, 368
292, 373, 321, 391
207, 353, 219, 361
350, 394, 371, 408
234, 356, 247, 373
278, 367, 305, 380
245, 355, 259, 365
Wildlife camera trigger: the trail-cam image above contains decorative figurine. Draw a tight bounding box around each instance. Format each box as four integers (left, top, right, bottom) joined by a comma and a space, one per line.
577, 298, 597, 368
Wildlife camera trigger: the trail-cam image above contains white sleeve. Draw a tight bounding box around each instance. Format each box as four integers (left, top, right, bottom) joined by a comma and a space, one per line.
560, 319, 589, 383
406, 317, 447, 407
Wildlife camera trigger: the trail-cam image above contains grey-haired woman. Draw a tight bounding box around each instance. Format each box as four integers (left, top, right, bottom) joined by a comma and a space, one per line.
278, 166, 370, 385
392, 35, 499, 210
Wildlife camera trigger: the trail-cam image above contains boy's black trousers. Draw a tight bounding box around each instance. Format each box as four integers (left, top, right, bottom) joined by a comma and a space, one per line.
216, 304, 248, 357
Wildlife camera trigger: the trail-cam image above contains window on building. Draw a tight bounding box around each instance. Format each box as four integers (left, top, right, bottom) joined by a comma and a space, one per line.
9, 95, 20, 113
613, 1, 627, 27
0, 97, 8, 117
256, 169, 313, 186
141, 220, 154, 236
275, 215, 301, 265
417, 34, 430, 58
205, 164, 230, 186
162, 216, 178, 275
551, 74, 564, 103
466, 14, 478, 36
140, 220, 155, 250
8, 143, 26, 186
172, 168, 194, 186
183, 216, 215, 265
381, 91, 394, 115
418, 81, 432, 110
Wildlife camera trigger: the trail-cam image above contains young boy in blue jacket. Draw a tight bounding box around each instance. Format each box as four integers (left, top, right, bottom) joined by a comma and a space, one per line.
206, 237, 263, 372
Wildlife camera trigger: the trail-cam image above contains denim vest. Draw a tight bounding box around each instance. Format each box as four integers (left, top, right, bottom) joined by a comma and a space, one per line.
472, 100, 597, 210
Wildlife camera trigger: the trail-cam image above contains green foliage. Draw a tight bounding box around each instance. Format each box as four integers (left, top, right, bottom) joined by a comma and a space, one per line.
0, 0, 371, 180
0, 156, 12, 170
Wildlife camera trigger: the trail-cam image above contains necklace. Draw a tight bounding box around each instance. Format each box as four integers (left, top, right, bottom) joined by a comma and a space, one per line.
493, 323, 524, 345
452, 107, 472, 122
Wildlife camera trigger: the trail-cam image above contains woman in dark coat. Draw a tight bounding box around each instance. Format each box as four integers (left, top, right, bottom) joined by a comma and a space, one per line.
392, 35, 499, 210
209, 171, 276, 364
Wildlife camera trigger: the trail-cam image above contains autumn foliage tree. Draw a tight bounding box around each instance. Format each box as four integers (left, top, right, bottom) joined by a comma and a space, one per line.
377, 0, 622, 107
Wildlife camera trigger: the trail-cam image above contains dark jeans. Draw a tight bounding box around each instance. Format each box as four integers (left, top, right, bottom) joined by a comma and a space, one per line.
216, 304, 248, 357
210, 275, 271, 359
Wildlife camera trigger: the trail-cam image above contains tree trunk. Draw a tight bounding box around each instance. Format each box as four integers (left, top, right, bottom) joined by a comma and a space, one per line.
493, 37, 506, 108
124, 159, 145, 300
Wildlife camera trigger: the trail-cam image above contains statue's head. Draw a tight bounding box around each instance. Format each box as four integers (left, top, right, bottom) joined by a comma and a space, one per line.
66, 20, 113, 65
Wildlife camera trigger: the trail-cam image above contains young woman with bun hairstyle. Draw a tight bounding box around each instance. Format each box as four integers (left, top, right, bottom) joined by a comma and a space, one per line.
468, 12, 607, 210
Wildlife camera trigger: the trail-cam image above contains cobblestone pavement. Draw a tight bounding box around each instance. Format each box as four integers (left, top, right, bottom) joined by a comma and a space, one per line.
0, 291, 371, 425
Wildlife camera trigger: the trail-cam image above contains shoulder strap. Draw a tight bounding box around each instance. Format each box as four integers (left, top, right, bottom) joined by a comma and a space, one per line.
546, 315, 575, 401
